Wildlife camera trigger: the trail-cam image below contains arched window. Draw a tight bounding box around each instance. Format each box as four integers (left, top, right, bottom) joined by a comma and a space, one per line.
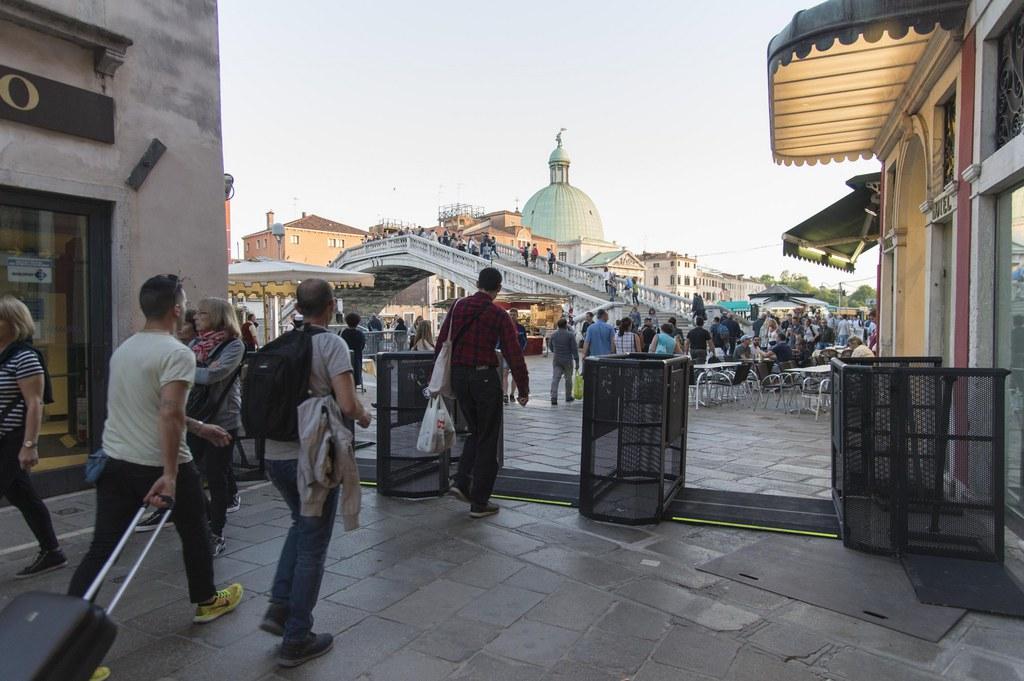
653, 276, 659, 286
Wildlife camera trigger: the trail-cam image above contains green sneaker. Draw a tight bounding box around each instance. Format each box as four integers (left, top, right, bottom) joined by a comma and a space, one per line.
193, 583, 243, 623
90, 666, 111, 681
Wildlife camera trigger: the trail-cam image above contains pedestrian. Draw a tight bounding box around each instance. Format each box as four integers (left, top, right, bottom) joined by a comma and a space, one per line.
412, 319, 435, 351
607, 272, 618, 302
647, 307, 658, 326
684, 317, 715, 363
68, 276, 243, 681
368, 314, 383, 332
503, 310, 529, 402
614, 318, 642, 353
710, 316, 729, 359
394, 317, 409, 349
341, 313, 366, 392
583, 309, 615, 358
602, 267, 613, 299
837, 315, 852, 346
177, 308, 198, 345
242, 312, 259, 352
547, 318, 579, 405
546, 247, 556, 274
180, 297, 245, 556
0, 294, 67, 578
629, 306, 642, 329
691, 293, 705, 323
530, 243, 539, 267
759, 317, 779, 349
848, 335, 874, 358
630, 277, 640, 305
438, 267, 529, 518
521, 243, 530, 267
649, 323, 683, 355
260, 278, 372, 667
640, 317, 657, 350
752, 312, 766, 338
623, 275, 634, 303
723, 313, 742, 357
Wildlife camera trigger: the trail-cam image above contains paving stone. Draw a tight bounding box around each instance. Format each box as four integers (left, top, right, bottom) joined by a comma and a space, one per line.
601, 547, 722, 590
746, 621, 832, 661
174, 629, 278, 681
379, 578, 485, 628
408, 615, 505, 662
325, 549, 401, 578
595, 600, 672, 641
617, 578, 760, 631
559, 515, 655, 544
517, 522, 620, 554
458, 583, 546, 626
778, 602, 943, 666
727, 646, 820, 681
455, 523, 546, 556
326, 527, 392, 559
448, 652, 545, 681
310, 598, 368, 634
326, 575, 417, 612
702, 578, 789, 613
962, 624, 1024, 662
445, 552, 526, 588
374, 555, 456, 585
569, 628, 658, 673
645, 538, 722, 564
418, 537, 486, 564
943, 650, 1024, 681
364, 649, 456, 681
520, 546, 638, 588
542, 660, 622, 681
485, 618, 581, 665
826, 647, 945, 681
107, 634, 215, 680
277, 616, 419, 681
525, 580, 615, 631
633, 660, 717, 681
502, 564, 566, 594
652, 624, 741, 677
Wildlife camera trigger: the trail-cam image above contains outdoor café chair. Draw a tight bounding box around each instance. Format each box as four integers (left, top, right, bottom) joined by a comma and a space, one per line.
800, 376, 831, 420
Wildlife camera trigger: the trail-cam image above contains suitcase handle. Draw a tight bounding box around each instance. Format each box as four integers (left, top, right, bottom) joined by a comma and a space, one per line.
83, 498, 174, 613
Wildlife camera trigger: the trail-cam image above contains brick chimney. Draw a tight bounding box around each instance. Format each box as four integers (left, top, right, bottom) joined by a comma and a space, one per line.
266, 210, 274, 228
301, 211, 307, 218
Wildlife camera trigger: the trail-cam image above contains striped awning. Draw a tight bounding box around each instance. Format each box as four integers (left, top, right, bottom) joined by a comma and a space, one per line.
767, 0, 967, 166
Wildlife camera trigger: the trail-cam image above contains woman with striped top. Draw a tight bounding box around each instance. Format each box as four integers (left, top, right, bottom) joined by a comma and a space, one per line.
613, 318, 642, 354
0, 294, 65, 578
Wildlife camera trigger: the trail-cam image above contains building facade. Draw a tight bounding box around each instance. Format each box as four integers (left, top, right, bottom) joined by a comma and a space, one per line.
0, 0, 225, 494
765, 0, 1024, 533
243, 211, 368, 265
640, 251, 699, 298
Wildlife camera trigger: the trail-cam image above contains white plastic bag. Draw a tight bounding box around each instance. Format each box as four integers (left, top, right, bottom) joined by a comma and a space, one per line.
417, 395, 455, 454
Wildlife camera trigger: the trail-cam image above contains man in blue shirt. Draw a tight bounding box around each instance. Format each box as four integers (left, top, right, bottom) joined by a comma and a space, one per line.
582, 309, 614, 358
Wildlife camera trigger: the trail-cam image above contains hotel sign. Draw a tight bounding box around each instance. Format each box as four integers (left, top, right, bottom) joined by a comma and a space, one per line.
0, 64, 114, 143
929, 184, 957, 223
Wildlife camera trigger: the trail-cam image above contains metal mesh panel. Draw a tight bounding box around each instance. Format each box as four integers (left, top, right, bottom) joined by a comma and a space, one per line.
831, 358, 1007, 561
375, 352, 449, 497
580, 354, 689, 525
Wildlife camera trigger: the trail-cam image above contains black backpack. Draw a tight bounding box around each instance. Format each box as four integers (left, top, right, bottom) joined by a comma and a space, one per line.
821, 325, 836, 344
241, 326, 326, 441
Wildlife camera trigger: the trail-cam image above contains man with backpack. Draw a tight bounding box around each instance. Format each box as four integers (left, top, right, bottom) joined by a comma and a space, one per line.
247, 278, 371, 668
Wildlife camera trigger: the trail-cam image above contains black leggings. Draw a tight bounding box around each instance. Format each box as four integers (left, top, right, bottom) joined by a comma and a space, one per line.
189, 430, 237, 536
0, 429, 59, 552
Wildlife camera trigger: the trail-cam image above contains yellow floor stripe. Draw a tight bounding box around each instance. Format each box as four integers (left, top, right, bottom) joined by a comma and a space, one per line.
670, 516, 838, 539
492, 494, 573, 507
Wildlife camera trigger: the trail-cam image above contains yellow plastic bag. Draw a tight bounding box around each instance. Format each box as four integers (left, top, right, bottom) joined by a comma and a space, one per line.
572, 372, 584, 400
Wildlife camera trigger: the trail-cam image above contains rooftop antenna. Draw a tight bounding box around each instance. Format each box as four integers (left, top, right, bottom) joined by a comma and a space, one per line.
514, 196, 520, 212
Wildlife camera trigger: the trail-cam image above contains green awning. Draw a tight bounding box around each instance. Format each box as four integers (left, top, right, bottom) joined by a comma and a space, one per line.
782, 172, 880, 272
719, 300, 751, 312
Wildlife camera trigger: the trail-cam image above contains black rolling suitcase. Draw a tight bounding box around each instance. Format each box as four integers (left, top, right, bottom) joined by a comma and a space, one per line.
0, 502, 173, 681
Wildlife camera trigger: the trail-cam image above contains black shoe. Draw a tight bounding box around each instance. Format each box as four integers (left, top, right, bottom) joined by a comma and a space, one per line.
260, 602, 288, 636
212, 535, 227, 558
551, 399, 558, 406
226, 495, 241, 514
15, 549, 67, 579
470, 503, 500, 519
277, 632, 334, 667
135, 510, 171, 533
448, 484, 471, 504
566, 397, 576, 403
503, 395, 509, 405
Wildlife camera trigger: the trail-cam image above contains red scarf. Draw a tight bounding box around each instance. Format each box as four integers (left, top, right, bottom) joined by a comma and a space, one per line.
192, 330, 229, 365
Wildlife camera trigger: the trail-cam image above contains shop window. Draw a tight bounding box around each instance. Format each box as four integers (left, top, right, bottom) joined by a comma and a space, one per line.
942, 96, 956, 186
997, 10, 1024, 149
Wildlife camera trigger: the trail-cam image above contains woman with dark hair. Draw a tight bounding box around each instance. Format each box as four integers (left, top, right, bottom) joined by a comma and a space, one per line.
613, 318, 641, 354
340, 313, 366, 391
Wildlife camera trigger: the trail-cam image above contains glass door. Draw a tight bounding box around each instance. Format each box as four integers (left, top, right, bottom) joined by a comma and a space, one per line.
997, 185, 1024, 532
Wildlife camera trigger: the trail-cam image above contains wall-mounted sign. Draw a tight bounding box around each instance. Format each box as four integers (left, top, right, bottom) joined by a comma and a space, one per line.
929, 184, 957, 223
7, 256, 53, 284
0, 64, 114, 143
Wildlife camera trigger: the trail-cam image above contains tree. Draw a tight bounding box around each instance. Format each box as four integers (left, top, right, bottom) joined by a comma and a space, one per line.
757, 274, 777, 287
847, 284, 876, 308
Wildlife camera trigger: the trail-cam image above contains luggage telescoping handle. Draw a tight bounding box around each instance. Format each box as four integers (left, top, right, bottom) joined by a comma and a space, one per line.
83, 496, 175, 614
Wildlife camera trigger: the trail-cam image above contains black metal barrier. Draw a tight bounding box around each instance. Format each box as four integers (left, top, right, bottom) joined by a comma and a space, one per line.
831, 357, 1008, 561
375, 352, 503, 498
580, 353, 689, 525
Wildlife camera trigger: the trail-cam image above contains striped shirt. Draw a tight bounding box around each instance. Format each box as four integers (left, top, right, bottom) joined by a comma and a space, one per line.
0, 348, 43, 434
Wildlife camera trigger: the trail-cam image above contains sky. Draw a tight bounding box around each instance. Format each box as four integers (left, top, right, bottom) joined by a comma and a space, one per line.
218, 1, 880, 288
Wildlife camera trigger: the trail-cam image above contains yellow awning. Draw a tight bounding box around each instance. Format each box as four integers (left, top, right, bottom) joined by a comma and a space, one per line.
767, 1, 967, 166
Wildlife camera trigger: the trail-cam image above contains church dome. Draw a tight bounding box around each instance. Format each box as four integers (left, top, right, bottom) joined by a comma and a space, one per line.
522, 133, 604, 243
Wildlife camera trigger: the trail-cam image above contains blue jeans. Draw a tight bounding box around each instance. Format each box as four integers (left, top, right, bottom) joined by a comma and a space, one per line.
267, 459, 339, 644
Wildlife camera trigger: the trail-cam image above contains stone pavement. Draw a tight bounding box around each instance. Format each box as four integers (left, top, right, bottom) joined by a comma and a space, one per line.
1, 480, 1023, 681
360, 355, 833, 499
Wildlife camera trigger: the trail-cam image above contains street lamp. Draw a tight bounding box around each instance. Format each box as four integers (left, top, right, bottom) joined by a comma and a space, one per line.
271, 222, 285, 260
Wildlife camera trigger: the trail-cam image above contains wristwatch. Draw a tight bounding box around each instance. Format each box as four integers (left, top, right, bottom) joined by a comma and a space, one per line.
23, 440, 36, 448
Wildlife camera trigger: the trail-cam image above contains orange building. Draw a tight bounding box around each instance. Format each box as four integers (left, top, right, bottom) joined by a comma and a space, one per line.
243, 211, 368, 265
459, 210, 556, 254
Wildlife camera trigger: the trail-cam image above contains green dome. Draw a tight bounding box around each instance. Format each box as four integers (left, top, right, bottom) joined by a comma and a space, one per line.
522, 136, 604, 243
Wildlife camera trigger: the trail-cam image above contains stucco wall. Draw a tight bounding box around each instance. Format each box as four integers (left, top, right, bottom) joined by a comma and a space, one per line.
0, 0, 225, 343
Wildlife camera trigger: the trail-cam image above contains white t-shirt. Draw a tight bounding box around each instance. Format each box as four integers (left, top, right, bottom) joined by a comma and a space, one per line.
103, 331, 196, 466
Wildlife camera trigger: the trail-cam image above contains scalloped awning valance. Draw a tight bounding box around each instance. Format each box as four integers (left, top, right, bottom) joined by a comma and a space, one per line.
767, 0, 967, 166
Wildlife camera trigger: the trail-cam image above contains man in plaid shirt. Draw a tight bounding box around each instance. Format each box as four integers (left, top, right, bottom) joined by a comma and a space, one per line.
436, 267, 529, 518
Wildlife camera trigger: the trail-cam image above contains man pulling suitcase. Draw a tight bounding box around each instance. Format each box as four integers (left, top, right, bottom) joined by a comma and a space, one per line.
66, 275, 243, 680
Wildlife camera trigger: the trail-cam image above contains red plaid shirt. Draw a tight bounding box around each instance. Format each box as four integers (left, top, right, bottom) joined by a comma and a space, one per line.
436, 292, 530, 396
